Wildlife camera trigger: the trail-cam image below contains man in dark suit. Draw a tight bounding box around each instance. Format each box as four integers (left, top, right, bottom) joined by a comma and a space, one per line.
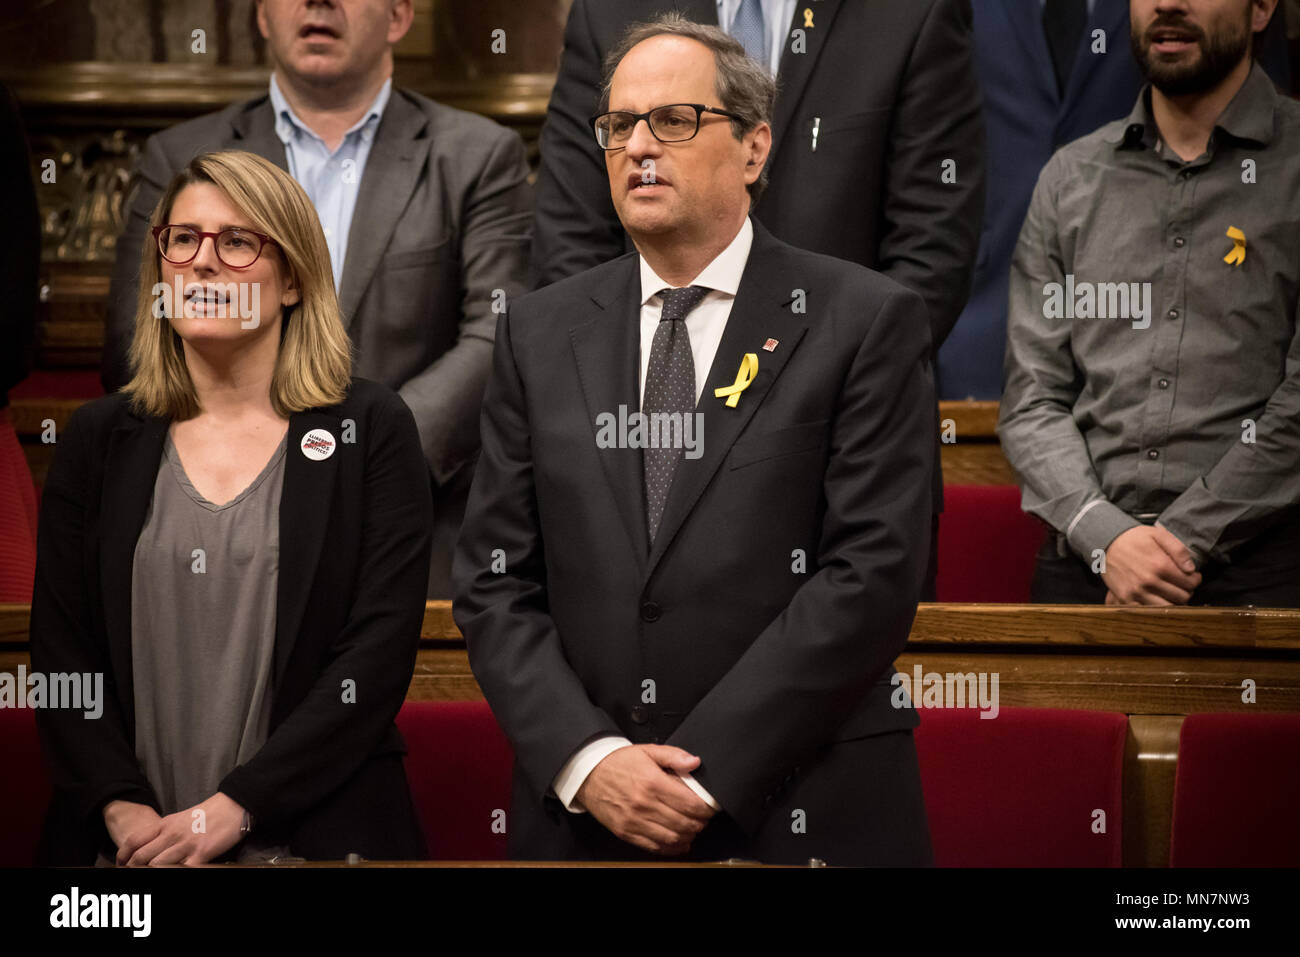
455, 16, 935, 864
101, 0, 533, 597
938, 0, 1291, 399
531, 0, 984, 598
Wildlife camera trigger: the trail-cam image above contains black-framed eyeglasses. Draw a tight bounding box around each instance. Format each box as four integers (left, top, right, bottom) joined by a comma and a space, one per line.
152, 224, 279, 269
590, 103, 742, 150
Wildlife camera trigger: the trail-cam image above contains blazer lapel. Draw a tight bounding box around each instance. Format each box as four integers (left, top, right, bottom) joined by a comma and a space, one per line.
676, 0, 718, 24
570, 257, 651, 563
337, 92, 428, 328
229, 97, 289, 172
98, 411, 170, 737
997, 0, 1060, 105
768, 0, 845, 167
274, 409, 342, 681
645, 222, 808, 581
1064, 0, 1127, 107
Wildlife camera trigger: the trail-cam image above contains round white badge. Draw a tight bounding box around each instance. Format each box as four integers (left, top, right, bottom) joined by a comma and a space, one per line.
300, 429, 336, 461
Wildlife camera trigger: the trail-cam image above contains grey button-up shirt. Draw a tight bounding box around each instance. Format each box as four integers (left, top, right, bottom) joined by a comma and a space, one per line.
998, 61, 1300, 567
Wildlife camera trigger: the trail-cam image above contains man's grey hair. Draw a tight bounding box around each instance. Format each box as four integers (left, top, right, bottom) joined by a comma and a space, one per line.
598, 13, 777, 201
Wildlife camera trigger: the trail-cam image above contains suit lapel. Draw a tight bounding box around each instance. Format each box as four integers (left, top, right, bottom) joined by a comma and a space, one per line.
99, 412, 170, 736
997, 0, 1060, 105
1064, 0, 1127, 107
229, 98, 289, 173
337, 92, 429, 328
676, 0, 718, 25
274, 409, 342, 680
570, 257, 651, 564
645, 222, 808, 581
768, 0, 845, 167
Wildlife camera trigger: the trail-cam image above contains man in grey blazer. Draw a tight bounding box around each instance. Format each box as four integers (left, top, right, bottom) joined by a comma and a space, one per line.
102, 0, 533, 597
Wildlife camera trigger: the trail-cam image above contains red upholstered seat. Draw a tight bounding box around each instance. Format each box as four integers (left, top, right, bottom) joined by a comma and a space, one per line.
396, 700, 514, 860
0, 707, 52, 866
7, 370, 105, 401
1169, 713, 1300, 867
914, 707, 1127, 866
936, 485, 1046, 602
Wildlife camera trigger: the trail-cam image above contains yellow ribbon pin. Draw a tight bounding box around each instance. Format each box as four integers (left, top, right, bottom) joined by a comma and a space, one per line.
1223, 226, 1246, 266
804, 7, 815, 28
714, 353, 758, 408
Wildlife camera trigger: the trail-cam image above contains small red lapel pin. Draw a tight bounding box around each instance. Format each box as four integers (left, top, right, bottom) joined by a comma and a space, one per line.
763, 338, 779, 352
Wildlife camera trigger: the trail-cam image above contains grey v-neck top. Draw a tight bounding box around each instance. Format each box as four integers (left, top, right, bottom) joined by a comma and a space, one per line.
130, 429, 287, 824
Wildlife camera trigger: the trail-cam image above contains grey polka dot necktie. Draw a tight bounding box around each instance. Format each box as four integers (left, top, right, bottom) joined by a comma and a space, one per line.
643, 285, 709, 543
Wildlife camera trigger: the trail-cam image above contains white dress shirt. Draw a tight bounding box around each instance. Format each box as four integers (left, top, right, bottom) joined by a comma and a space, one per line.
268, 73, 391, 289
550, 217, 756, 815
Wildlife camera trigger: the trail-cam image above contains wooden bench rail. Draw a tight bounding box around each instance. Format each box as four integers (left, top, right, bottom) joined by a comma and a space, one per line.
6, 601, 1300, 651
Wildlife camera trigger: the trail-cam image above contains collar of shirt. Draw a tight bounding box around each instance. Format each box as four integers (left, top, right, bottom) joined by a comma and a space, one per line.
638, 216, 754, 307
268, 72, 392, 151
1110, 59, 1278, 153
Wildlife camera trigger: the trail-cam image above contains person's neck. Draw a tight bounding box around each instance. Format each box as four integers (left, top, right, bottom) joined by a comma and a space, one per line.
180, 335, 284, 423
1150, 55, 1252, 162
273, 59, 391, 152
635, 207, 749, 288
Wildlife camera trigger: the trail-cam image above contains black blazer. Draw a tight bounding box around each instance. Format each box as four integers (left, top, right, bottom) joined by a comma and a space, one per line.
532, 0, 985, 352
30, 378, 433, 863
454, 221, 936, 864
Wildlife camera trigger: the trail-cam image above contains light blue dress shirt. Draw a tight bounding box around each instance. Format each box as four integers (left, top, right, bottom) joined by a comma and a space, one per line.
268, 73, 392, 289
716, 0, 797, 74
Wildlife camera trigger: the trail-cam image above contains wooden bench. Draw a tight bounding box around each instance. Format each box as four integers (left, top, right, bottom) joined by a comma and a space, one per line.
4, 601, 1297, 866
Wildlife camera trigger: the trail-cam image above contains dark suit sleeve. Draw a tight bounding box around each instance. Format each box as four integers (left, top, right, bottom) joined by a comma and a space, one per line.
667, 287, 937, 834
217, 392, 433, 829
103, 132, 175, 394
452, 309, 625, 797
530, 0, 629, 286
877, 0, 985, 350
396, 126, 534, 486
30, 405, 162, 838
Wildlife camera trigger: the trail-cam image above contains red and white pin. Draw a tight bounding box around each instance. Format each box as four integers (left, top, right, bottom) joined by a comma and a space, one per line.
300, 429, 336, 461
762, 338, 779, 352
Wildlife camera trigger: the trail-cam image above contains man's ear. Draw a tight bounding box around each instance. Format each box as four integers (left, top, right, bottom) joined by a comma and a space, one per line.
255, 0, 270, 41
388, 0, 416, 45
744, 122, 773, 184
1251, 0, 1280, 34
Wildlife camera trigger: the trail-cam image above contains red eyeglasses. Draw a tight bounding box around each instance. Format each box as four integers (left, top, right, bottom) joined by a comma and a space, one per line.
152, 224, 279, 269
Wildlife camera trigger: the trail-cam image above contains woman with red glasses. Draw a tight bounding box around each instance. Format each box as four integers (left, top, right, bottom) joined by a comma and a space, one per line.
30, 150, 432, 865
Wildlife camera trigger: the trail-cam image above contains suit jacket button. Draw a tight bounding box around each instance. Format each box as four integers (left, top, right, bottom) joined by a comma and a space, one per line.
640, 601, 661, 622
631, 705, 649, 724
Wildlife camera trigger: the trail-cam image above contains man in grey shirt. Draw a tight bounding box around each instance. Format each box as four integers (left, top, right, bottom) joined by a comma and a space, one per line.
999, 0, 1300, 606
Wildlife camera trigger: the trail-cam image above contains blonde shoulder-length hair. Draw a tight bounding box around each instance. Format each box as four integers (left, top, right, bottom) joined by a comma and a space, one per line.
122, 149, 352, 419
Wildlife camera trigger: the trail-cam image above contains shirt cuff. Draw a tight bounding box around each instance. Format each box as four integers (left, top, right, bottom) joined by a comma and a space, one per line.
677, 771, 722, 811
1065, 498, 1141, 563
551, 736, 633, 813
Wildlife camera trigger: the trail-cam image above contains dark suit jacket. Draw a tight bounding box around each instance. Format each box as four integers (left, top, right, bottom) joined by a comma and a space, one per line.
454, 221, 935, 864
101, 88, 533, 594
938, 0, 1293, 399
532, 0, 985, 354
30, 378, 433, 864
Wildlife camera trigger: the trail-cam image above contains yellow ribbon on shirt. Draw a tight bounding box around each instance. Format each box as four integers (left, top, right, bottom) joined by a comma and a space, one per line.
714, 353, 758, 408
1223, 226, 1246, 266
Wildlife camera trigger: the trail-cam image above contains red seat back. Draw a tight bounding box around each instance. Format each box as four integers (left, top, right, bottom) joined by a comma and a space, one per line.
0, 707, 52, 866
396, 700, 514, 860
915, 706, 1127, 866
937, 485, 1045, 602
1170, 713, 1300, 867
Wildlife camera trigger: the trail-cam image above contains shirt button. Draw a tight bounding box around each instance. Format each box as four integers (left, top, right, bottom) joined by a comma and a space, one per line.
640, 601, 661, 622
630, 706, 649, 725
1147, 449, 1160, 460
1158, 378, 1169, 389
1167, 308, 1179, 320
1173, 236, 1185, 247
